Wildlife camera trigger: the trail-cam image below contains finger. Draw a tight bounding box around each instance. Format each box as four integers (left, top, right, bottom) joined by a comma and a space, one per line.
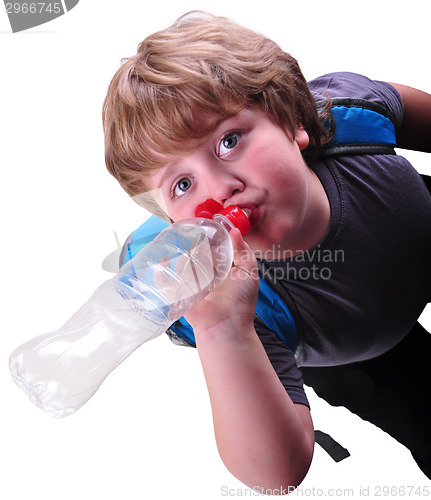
229, 228, 257, 273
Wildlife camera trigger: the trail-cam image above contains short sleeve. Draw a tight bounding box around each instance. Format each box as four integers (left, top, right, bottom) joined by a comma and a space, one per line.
308, 72, 404, 130
254, 317, 309, 407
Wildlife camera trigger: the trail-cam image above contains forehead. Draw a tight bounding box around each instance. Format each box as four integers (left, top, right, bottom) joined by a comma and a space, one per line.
149, 110, 225, 160
144, 111, 232, 170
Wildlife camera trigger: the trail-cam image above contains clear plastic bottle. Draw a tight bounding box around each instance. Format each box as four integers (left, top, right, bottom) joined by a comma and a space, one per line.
9, 200, 250, 418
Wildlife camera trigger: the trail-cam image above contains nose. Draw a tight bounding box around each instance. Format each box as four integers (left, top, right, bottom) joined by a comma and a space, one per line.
202, 169, 244, 206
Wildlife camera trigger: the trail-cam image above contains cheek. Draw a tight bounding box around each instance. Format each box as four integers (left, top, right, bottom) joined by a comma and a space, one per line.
262, 157, 306, 198
170, 208, 190, 222
247, 148, 285, 181
169, 202, 202, 222
246, 223, 287, 255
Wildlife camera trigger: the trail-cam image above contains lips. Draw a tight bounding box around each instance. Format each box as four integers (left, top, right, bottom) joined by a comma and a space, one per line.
249, 208, 262, 230
238, 205, 261, 230
240, 207, 252, 218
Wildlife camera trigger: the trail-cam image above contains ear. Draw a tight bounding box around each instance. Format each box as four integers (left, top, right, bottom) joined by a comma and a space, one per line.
295, 125, 310, 151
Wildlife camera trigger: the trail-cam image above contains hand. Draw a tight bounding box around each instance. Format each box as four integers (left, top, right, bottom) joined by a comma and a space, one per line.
184, 228, 259, 339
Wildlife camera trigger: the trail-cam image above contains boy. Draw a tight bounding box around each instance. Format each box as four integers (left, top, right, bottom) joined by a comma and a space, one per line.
103, 11, 431, 490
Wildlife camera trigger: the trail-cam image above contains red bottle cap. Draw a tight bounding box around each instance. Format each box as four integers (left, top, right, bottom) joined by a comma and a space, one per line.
195, 199, 251, 236
195, 199, 223, 219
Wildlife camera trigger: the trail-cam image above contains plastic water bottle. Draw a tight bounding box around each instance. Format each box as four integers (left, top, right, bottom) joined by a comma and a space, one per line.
9, 200, 250, 418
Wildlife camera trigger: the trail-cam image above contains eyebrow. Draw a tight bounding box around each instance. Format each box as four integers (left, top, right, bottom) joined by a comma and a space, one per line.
211, 114, 242, 134
151, 163, 173, 192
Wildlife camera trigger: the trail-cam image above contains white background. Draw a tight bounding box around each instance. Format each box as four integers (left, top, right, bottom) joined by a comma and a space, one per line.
0, 1, 429, 498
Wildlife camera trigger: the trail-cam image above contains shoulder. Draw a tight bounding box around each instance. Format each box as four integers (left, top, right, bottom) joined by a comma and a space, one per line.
308, 72, 404, 128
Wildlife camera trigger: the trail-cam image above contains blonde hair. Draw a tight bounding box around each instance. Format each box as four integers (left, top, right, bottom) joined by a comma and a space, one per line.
103, 11, 331, 212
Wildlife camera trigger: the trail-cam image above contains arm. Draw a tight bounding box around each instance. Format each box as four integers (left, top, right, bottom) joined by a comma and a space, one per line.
197, 323, 314, 491
185, 229, 314, 490
388, 82, 431, 153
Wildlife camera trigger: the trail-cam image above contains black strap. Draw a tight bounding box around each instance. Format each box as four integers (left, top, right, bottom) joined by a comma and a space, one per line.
421, 174, 431, 194
315, 430, 350, 462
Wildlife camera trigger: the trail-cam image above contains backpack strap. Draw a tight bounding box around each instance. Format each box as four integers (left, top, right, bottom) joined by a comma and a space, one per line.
315, 431, 351, 462
119, 216, 170, 266
256, 260, 303, 359
319, 97, 398, 157
421, 174, 431, 194
164, 269, 301, 350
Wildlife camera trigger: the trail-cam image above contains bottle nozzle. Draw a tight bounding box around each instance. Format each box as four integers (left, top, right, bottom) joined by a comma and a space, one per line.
195, 199, 251, 236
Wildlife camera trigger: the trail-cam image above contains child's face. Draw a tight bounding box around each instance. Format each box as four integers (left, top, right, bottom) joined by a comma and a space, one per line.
145, 108, 327, 258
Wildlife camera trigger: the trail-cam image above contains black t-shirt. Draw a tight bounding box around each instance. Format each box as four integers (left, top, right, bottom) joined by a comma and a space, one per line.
256, 72, 431, 406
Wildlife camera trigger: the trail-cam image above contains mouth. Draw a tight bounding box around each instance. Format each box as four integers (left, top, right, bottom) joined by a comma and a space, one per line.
238, 205, 261, 230
240, 207, 252, 218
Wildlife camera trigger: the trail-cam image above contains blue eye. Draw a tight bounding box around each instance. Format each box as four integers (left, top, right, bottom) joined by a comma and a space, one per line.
218, 132, 240, 157
173, 177, 192, 198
